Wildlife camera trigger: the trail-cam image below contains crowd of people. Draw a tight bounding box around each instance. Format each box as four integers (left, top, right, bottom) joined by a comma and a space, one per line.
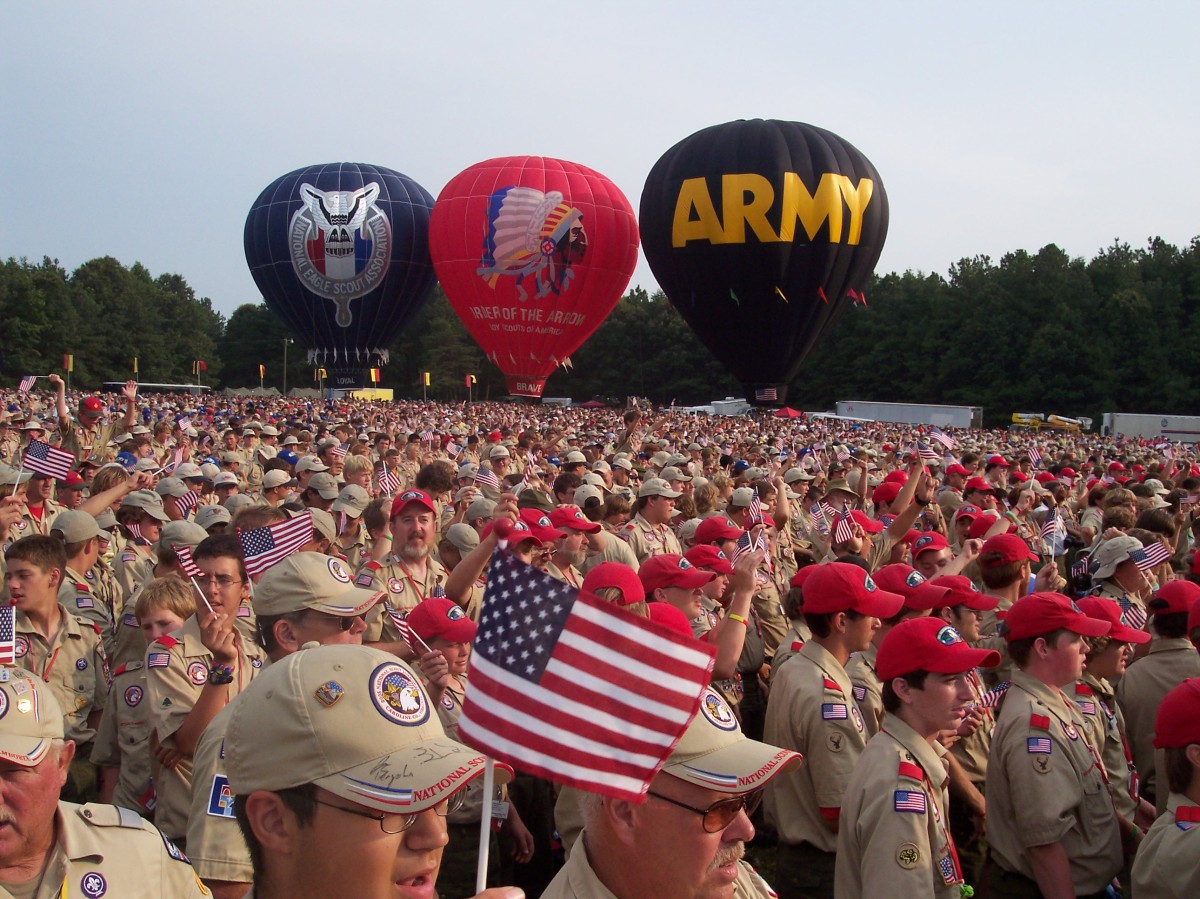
0, 376, 1197, 898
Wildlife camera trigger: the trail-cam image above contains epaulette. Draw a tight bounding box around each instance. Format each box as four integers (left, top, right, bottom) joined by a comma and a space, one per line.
1030, 713, 1050, 730
364, 560, 382, 571
77, 803, 146, 830
154, 635, 180, 649
898, 760, 924, 782
822, 676, 843, 693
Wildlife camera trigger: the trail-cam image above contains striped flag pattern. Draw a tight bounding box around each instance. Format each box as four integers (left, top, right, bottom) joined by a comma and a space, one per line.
21, 439, 74, 480
237, 511, 314, 577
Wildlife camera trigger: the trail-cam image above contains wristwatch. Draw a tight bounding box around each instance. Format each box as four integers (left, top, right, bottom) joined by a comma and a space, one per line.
207, 663, 235, 686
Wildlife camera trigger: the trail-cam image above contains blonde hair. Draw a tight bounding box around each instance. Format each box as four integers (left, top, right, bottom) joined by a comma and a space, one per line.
135, 577, 196, 622
342, 454, 373, 478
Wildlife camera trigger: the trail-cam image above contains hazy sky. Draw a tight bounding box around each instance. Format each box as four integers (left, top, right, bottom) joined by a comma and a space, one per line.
3, 2, 1197, 319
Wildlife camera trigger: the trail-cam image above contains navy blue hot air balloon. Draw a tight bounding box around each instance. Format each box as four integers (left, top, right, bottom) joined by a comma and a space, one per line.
244, 163, 437, 377
640, 120, 889, 406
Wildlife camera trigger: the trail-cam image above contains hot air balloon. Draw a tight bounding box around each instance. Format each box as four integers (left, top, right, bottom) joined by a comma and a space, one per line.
244, 163, 437, 388
639, 119, 889, 405
429, 156, 639, 398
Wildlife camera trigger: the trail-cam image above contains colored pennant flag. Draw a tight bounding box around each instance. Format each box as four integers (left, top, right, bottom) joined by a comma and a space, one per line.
21, 439, 74, 481
422, 371, 431, 387
258, 364, 266, 379
17, 375, 37, 393
63, 354, 74, 373
237, 511, 314, 577
457, 550, 716, 802
0, 605, 15, 665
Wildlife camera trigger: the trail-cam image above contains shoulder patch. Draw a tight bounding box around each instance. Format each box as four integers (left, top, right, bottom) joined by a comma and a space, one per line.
162, 833, 190, 863
1074, 683, 1093, 696
821, 703, 849, 720
852, 683, 868, 702
355, 573, 375, 588
154, 636, 179, 649
206, 774, 237, 818
364, 560, 382, 571
121, 551, 137, 562
75, 594, 95, 610
1029, 713, 1050, 730
147, 652, 171, 669
898, 761, 924, 782
894, 790, 927, 814
77, 803, 145, 829
113, 663, 129, 677
822, 676, 841, 692
1027, 736, 1053, 754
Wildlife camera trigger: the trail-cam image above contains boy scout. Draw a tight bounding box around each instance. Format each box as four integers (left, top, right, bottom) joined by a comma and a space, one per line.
0, 669, 209, 898
764, 562, 903, 899
836, 616, 1000, 899
50, 510, 116, 651
1130, 678, 1200, 898
983, 593, 1124, 898
621, 478, 682, 562
5, 534, 109, 803
144, 533, 268, 843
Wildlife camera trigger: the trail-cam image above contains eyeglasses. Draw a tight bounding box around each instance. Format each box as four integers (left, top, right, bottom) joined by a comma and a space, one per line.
646, 788, 762, 833
194, 574, 243, 590
302, 610, 366, 632
295, 789, 466, 834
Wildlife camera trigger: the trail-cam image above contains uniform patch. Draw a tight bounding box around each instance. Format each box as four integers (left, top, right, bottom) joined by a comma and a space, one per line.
938, 855, 956, 885
206, 775, 236, 818
355, 573, 375, 588
147, 652, 170, 669
441, 692, 455, 710
851, 684, 867, 702
188, 661, 209, 685
76, 658, 88, 671
121, 551, 137, 563
1027, 737, 1052, 754
896, 842, 920, 869
1032, 754, 1052, 774
236, 605, 251, 618
1061, 721, 1079, 741
0, 690, 8, 721
388, 577, 404, 594
826, 731, 845, 752
822, 676, 842, 692
15, 637, 29, 659
123, 614, 138, 627
898, 761, 923, 782
821, 703, 849, 720
80, 872, 107, 898
1078, 700, 1096, 716
251, 657, 262, 669
162, 833, 189, 863
85, 569, 95, 581
314, 680, 344, 707
327, 557, 351, 583
851, 706, 865, 732
1029, 713, 1050, 729
894, 791, 927, 813
369, 662, 429, 726
75, 594, 94, 609
124, 685, 143, 707
700, 689, 739, 731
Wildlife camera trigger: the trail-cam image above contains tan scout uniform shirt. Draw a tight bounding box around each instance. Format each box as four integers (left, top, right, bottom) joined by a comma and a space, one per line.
845, 643, 885, 739
0, 802, 209, 899
578, 526, 640, 575
1076, 674, 1138, 820
112, 544, 155, 606
355, 556, 448, 643
985, 670, 1122, 894
836, 714, 962, 899
976, 591, 1017, 688
90, 661, 153, 814
1130, 793, 1200, 899
620, 514, 681, 563
59, 416, 124, 462
948, 668, 995, 784
751, 571, 787, 659
540, 830, 776, 899
8, 500, 68, 542
57, 566, 115, 657
83, 559, 119, 638
764, 641, 868, 852
14, 606, 108, 745
186, 700, 252, 886
144, 615, 267, 840
1116, 637, 1200, 804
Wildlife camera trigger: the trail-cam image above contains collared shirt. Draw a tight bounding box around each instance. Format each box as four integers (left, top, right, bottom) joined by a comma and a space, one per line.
355, 555, 447, 644
90, 661, 152, 813
845, 643, 883, 738
186, 701, 252, 886
620, 514, 681, 563
836, 713, 961, 899
59, 416, 124, 462
1130, 792, 1200, 899
1077, 673, 1137, 820
57, 565, 115, 656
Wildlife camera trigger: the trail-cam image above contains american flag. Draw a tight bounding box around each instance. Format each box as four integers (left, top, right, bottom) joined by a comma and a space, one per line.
378, 468, 401, 495
1117, 596, 1148, 631
163, 445, 187, 475
1070, 556, 1092, 581
0, 605, 15, 664
237, 511, 313, 577
474, 467, 501, 490
22, 439, 74, 480
1039, 509, 1060, 542
458, 550, 716, 802
979, 681, 1010, 708
1163, 445, 1176, 461
173, 543, 203, 579
328, 445, 347, 461
421, 429, 434, 442
176, 417, 191, 431
385, 602, 415, 648
747, 491, 763, 525
754, 387, 778, 403
835, 449, 851, 463
834, 510, 856, 544
127, 523, 150, 546
1131, 543, 1171, 570
930, 428, 957, 450
177, 490, 199, 519
1027, 737, 1053, 754
17, 375, 37, 393
1028, 446, 1043, 469
894, 791, 927, 813
445, 441, 461, 457
915, 441, 939, 461
731, 530, 756, 565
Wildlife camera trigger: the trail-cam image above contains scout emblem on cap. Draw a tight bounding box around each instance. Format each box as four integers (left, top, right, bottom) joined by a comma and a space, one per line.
327, 558, 351, 583
81, 872, 107, 898
863, 574, 878, 592
700, 689, 738, 731
935, 625, 964, 646
314, 681, 345, 707
445, 604, 466, 622
369, 662, 429, 726
0, 690, 8, 721
914, 535, 935, 551
289, 182, 391, 326
906, 571, 926, 587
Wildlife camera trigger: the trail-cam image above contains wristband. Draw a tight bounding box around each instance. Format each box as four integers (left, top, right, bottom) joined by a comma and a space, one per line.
207, 663, 235, 686
379, 534, 393, 541
915, 497, 930, 507
727, 613, 749, 626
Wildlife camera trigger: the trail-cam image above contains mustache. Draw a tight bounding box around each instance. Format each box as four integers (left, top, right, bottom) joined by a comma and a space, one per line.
709, 841, 745, 871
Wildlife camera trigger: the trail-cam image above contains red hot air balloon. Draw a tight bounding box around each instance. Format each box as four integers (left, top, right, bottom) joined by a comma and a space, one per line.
430, 157, 639, 398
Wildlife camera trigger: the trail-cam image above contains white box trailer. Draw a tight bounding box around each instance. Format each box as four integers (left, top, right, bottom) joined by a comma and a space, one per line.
835, 401, 982, 429
1101, 413, 1200, 441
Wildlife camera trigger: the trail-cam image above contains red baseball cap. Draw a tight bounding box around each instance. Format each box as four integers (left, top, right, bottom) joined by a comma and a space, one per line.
406, 598, 477, 644
1034, 471, 1056, 484
1193, 552, 1200, 577
1148, 580, 1200, 617
1058, 467, 1078, 479
963, 477, 996, 495
58, 471, 86, 490
911, 532, 949, 559
80, 396, 103, 414
1075, 597, 1151, 645
871, 482, 901, 506
1003, 593, 1112, 641
877, 616, 1000, 680
684, 545, 734, 575
390, 489, 436, 518
871, 564, 951, 611
789, 565, 819, 589
582, 562, 645, 606
953, 504, 981, 523
979, 533, 1039, 567
1010, 471, 1029, 484
884, 470, 909, 485
928, 575, 999, 611
968, 513, 1010, 541
850, 510, 883, 534
1108, 461, 1126, 472
986, 455, 1010, 468
639, 554, 715, 594
945, 463, 970, 477
1153, 679, 1200, 748
548, 506, 601, 533
648, 602, 696, 639
801, 562, 904, 617
519, 508, 567, 544
694, 517, 742, 545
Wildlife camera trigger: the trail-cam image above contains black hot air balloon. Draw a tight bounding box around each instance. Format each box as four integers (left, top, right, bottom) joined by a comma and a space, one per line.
244, 163, 437, 387
640, 119, 889, 405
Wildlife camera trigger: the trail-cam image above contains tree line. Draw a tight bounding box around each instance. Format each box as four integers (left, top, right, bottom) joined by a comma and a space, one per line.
3, 236, 1198, 426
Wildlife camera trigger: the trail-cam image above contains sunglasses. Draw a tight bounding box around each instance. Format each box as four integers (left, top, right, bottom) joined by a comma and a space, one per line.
646, 788, 763, 832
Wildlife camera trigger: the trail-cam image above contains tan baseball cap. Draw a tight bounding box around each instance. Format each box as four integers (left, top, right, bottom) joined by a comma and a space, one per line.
331, 485, 370, 518
638, 478, 682, 499
296, 456, 329, 474
661, 687, 802, 794
121, 489, 170, 521
49, 510, 104, 544
226, 645, 510, 812
307, 472, 340, 501
262, 469, 296, 490
157, 520, 209, 554
309, 508, 337, 544
0, 669, 64, 767
253, 553, 381, 617
444, 523, 480, 555
194, 504, 232, 532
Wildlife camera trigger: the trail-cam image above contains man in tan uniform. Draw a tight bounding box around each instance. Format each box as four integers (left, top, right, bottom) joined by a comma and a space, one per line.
621, 477, 682, 562
51, 375, 139, 462
543, 686, 798, 899
0, 669, 209, 898
983, 593, 1124, 897
837, 616, 1000, 899
1130, 678, 1200, 898
764, 562, 904, 898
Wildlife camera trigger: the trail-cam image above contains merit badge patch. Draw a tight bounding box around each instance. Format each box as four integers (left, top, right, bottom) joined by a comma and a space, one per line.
369, 662, 429, 726
821, 703, 849, 720
206, 775, 237, 818
700, 688, 739, 732
894, 791, 927, 814
896, 842, 920, 869
124, 685, 143, 707
188, 661, 209, 686
75, 658, 88, 671
314, 680, 345, 707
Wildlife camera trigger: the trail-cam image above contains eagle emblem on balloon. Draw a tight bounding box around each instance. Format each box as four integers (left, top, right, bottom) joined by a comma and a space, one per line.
477, 187, 587, 301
